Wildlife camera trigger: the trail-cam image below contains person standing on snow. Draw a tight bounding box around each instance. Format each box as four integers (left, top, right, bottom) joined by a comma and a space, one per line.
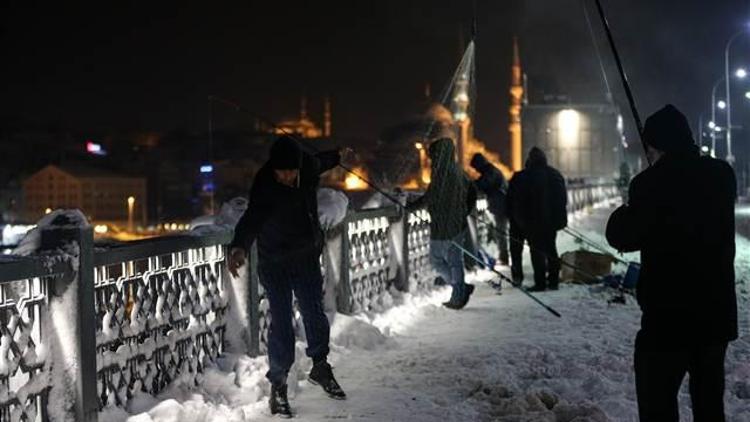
606, 105, 737, 422
227, 135, 347, 418
506, 147, 567, 291
407, 138, 477, 309
470, 152, 510, 266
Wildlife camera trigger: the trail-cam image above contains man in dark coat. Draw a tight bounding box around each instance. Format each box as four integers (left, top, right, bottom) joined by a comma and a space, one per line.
606, 105, 737, 422
408, 138, 477, 308
506, 147, 567, 291
227, 135, 346, 418
470, 153, 510, 265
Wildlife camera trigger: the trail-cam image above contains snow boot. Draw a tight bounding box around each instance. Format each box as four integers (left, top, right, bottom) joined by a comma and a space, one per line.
309, 361, 346, 400
528, 284, 546, 292
270, 383, 293, 418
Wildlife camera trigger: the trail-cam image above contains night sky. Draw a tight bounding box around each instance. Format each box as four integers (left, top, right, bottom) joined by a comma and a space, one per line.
2, 1, 749, 157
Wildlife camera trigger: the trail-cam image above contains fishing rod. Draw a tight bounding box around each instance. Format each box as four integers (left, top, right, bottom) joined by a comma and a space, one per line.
562, 227, 629, 265
475, 214, 635, 304
209, 94, 562, 318
475, 213, 610, 281
591, 0, 651, 165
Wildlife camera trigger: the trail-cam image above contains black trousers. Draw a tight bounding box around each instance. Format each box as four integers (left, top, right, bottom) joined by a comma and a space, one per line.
509, 220, 525, 283
635, 330, 728, 422
527, 230, 560, 288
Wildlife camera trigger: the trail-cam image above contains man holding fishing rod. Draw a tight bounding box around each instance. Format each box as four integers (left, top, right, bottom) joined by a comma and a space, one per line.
606, 105, 737, 421
227, 135, 348, 418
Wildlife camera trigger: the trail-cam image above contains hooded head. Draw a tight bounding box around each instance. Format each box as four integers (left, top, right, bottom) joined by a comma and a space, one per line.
470, 153, 490, 172
525, 146, 547, 169
643, 104, 695, 154
269, 135, 302, 170
428, 138, 456, 169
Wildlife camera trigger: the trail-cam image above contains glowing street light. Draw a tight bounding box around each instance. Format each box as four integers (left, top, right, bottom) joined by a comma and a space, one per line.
745, 91, 750, 100
708, 121, 717, 129
736, 68, 748, 79
718, 100, 727, 110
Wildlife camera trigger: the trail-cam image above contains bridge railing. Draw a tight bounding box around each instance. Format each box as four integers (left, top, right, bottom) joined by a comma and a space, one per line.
0, 182, 617, 421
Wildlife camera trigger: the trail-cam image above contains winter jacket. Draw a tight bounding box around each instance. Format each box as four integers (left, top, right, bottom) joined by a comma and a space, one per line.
408, 139, 477, 240
506, 148, 567, 236
231, 148, 340, 270
470, 154, 508, 217
606, 147, 737, 342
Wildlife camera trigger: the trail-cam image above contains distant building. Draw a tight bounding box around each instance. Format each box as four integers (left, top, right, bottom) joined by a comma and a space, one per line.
274, 96, 330, 139
522, 102, 624, 179
23, 165, 147, 224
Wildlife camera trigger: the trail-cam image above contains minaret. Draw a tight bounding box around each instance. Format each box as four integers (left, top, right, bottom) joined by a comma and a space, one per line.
509, 36, 524, 172
323, 96, 332, 137
300, 96, 308, 120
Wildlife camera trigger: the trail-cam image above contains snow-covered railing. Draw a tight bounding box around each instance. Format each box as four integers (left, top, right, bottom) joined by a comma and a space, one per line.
0, 181, 618, 421
567, 182, 618, 213
335, 207, 400, 314
92, 232, 231, 410
0, 257, 69, 422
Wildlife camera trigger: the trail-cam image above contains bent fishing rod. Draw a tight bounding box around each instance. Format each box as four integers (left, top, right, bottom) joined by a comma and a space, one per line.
209, 94, 562, 318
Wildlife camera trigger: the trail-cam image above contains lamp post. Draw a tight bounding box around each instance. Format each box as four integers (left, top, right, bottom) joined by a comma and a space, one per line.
711, 77, 725, 157
127, 196, 135, 233
724, 29, 749, 164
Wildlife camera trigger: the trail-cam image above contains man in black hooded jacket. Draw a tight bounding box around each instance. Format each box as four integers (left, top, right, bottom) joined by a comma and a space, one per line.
506, 147, 567, 291
227, 135, 346, 418
606, 105, 737, 422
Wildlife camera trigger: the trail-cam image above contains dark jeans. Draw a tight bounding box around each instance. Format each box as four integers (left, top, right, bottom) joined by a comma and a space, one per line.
430, 232, 467, 304
509, 221, 525, 283
635, 330, 728, 422
261, 258, 330, 386
528, 230, 560, 289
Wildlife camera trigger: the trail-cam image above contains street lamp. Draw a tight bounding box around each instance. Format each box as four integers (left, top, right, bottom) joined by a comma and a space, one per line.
127, 196, 135, 232
737, 68, 748, 79
724, 28, 749, 164
718, 100, 727, 110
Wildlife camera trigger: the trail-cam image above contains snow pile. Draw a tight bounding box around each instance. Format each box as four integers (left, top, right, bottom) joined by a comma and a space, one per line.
190, 197, 248, 235
12, 209, 89, 256
317, 188, 349, 229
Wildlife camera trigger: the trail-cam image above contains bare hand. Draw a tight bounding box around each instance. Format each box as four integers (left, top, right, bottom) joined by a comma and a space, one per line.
339, 147, 355, 166
227, 247, 247, 278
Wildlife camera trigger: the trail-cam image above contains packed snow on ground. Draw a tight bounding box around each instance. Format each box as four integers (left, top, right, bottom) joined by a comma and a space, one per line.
100, 205, 750, 421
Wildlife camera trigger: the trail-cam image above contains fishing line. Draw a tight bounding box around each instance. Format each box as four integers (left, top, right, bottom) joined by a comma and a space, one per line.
210, 94, 562, 318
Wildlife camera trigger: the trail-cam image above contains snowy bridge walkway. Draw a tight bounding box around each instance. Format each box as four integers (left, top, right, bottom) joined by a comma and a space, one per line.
106, 206, 750, 422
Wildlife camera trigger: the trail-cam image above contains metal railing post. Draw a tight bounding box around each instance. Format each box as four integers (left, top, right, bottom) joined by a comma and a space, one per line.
41, 226, 98, 422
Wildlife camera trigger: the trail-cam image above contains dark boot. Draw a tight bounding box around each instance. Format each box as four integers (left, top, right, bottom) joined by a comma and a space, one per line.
309, 361, 346, 400
453, 284, 475, 309
270, 383, 293, 418
528, 284, 547, 292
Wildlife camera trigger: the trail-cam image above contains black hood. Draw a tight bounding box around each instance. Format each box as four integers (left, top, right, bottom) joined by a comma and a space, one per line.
525, 147, 548, 169
643, 104, 695, 154
269, 135, 302, 170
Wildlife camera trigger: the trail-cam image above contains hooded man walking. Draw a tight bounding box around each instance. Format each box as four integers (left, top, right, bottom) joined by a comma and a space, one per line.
606, 105, 737, 422
227, 135, 346, 418
408, 138, 477, 309
506, 147, 567, 291
470, 153, 510, 266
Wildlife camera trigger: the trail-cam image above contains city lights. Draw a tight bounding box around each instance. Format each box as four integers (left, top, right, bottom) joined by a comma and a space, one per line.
736, 68, 748, 79
200, 164, 214, 173
718, 100, 727, 110
558, 109, 580, 147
